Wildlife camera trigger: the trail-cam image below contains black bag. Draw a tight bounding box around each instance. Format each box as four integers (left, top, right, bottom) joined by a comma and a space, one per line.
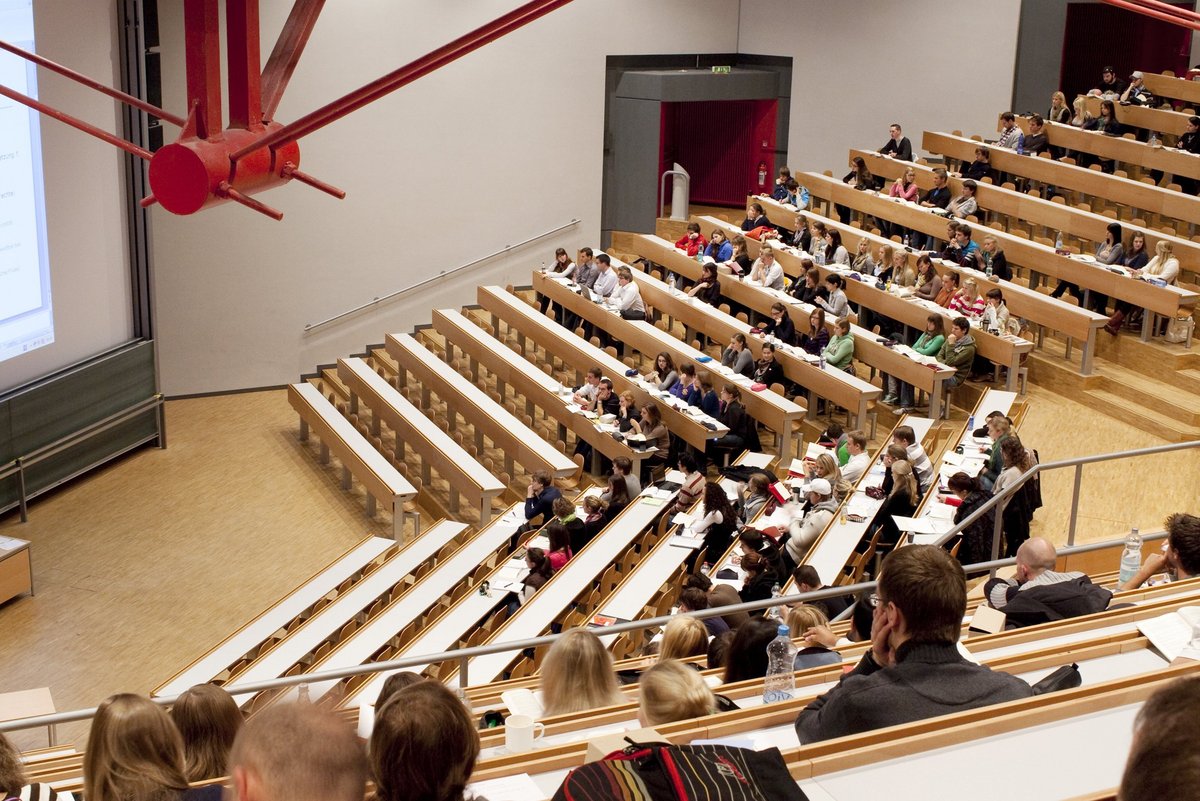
1031, 662, 1081, 695
553, 740, 808, 801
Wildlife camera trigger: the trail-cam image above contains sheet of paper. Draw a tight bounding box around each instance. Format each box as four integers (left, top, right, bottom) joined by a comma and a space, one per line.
891, 515, 954, 535
500, 688, 544, 719
664, 469, 687, 484
739, 451, 774, 469
670, 534, 705, 550
1138, 607, 1200, 661
467, 773, 545, 801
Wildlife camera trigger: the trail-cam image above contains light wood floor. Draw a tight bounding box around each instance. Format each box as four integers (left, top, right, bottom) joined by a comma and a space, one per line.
0, 382, 1195, 749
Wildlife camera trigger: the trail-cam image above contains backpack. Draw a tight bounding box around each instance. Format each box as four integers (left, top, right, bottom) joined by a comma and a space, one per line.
553, 740, 808, 801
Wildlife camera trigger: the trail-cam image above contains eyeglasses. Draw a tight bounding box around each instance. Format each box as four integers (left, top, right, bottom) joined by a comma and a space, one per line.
867, 592, 880, 608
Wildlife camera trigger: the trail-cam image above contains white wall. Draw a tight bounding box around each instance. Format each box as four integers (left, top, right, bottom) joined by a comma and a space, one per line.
151, 1, 740, 396
0, 0, 132, 392
738, 0, 1022, 175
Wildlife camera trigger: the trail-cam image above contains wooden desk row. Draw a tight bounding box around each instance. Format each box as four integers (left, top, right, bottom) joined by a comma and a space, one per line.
851, 147, 1200, 283
922, 130, 1200, 231
477, 284, 729, 453
1008, 115, 1200, 182
431, 308, 651, 476
1140, 70, 1200, 106
338, 357, 505, 525
792, 172, 1197, 335
739, 199, 1038, 383
287, 382, 416, 539
1080, 94, 1193, 138
384, 332, 579, 481
524, 275, 807, 461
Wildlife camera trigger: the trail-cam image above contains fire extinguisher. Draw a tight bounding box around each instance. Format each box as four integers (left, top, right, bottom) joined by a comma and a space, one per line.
757, 161, 767, 189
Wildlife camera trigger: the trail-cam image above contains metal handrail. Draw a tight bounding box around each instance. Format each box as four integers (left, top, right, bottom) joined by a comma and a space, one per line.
0, 530, 1167, 734
303, 219, 581, 334
931, 439, 1200, 571
0, 394, 164, 522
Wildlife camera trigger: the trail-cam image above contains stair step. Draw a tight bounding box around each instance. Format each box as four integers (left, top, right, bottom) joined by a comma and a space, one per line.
1095, 362, 1200, 426
1178, 368, 1200, 394
1080, 388, 1200, 443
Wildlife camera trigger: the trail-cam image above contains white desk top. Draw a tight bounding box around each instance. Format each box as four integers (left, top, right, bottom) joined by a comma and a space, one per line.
436, 308, 563, 394
290, 382, 416, 497
342, 504, 531, 709
387, 333, 577, 477
596, 534, 694, 624
155, 536, 394, 697
341, 357, 505, 494
462, 486, 679, 686
229, 521, 465, 707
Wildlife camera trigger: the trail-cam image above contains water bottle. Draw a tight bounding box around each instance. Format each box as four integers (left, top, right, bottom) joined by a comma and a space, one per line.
903, 233, 910, 249
1054, 231, 1064, 252
1149, 132, 1160, 148
763, 625, 797, 703
668, 275, 676, 293
967, 414, 975, 432
765, 583, 783, 621
816, 248, 826, 266
1119, 527, 1143, 585
818, 354, 826, 371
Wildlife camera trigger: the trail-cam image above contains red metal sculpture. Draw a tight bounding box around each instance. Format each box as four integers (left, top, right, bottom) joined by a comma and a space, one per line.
0, 0, 572, 220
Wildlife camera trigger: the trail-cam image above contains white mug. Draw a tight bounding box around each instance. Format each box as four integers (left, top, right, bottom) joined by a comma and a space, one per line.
504, 713, 545, 752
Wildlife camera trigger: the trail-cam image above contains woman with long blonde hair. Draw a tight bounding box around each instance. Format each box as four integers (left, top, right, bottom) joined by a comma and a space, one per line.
84, 694, 190, 801
658, 615, 709, 661
812, 452, 852, 501
539, 629, 623, 716
638, 660, 717, 727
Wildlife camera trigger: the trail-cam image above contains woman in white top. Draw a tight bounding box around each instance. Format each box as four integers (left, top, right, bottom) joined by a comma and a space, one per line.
1138, 240, 1180, 285
981, 287, 1010, 334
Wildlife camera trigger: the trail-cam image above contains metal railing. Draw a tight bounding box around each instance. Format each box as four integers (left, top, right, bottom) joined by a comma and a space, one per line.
931, 439, 1200, 570
303, 219, 581, 334
0, 394, 165, 523
0, 528, 1169, 734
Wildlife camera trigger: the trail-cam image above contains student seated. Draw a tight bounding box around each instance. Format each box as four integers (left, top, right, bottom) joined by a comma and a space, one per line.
983, 537, 1110, 626
674, 221, 707, 257
169, 684, 242, 783
539, 629, 624, 716
722, 618, 779, 685
1118, 512, 1200, 590
370, 682, 478, 801
1118, 675, 1200, 801
721, 333, 754, 378
0, 732, 72, 801
638, 660, 718, 727
677, 586, 729, 637
658, 615, 709, 661
795, 546, 1033, 743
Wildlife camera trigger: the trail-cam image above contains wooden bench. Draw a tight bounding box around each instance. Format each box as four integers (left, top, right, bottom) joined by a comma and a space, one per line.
383, 332, 578, 481
1140, 70, 1200, 106
794, 173, 1197, 344
153, 535, 395, 697
287, 382, 417, 539
1081, 94, 1193, 139
922, 130, 1200, 231
476, 284, 729, 453
337, 357, 505, 525
430, 307, 650, 476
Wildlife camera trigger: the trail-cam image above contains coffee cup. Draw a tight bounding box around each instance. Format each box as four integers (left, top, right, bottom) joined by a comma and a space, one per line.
504, 714, 545, 752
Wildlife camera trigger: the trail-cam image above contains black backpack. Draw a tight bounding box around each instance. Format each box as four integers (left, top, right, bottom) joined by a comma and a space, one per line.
553, 740, 807, 801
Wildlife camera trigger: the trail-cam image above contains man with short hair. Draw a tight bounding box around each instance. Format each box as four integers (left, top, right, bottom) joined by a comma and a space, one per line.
995, 112, 1021, 150
611, 456, 642, 499
1118, 674, 1200, 801
1019, 114, 1049, 156
574, 247, 597, 288
841, 430, 870, 484
678, 586, 730, 637
523, 470, 561, 525
785, 478, 838, 567
608, 267, 646, 320
590, 378, 619, 416
892, 425, 933, 490
1118, 512, 1200, 590
1093, 65, 1126, 97
591, 254, 618, 299
938, 317, 977, 388
795, 545, 1032, 743
983, 537, 1111, 626
228, 702, 367, 801
946, 179, 978, 219
684, 573, 749, 629
879, 123, 913, 162
793, 564, 851, 620
572, 366, 603, 405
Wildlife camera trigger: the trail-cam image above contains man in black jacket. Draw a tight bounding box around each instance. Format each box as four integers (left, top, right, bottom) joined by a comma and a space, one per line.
983, 537, 1111, 627
795, 545, 1032, 742
879, 123, 913, 161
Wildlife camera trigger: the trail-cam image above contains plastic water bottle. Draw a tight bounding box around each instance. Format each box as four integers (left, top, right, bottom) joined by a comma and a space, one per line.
763, 625, 797, 704
903, 233, 911, 250
818, 355, 826, 371
816, 248, 826, 266
1149, 132, 1160, 148
765, 583, 783, 621
1119, 527, 1143, 585
967, 414, 975, 432
1054, 231, 1064, 252
668, 275, 676, 293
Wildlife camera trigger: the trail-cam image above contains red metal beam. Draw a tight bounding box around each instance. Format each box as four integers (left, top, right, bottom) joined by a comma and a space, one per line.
184, 0, 223, 139
1099, 0, 1200, 30
259, 0, 326, 122
0, 39, 186, 127
225, 0, 263, 129
1126, 0, 1200, 22
230, 0, 574, 162
0, 82, 152, 160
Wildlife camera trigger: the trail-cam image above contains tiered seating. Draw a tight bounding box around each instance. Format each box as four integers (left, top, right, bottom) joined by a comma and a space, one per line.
1139, 70, 1200, 107
1009, 115, 1200, 184
1081, 94, 1192, 139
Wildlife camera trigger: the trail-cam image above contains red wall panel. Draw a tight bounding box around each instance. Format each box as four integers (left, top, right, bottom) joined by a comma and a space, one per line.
659, 99, 778, 208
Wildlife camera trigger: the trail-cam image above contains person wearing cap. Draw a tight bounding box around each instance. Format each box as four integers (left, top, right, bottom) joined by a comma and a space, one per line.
784, 478, 839, 568
1121, 71, 1153, 106
1093, 66, 1126, 98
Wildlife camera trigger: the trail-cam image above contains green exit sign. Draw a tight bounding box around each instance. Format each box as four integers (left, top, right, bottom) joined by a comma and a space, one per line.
711, 66, 731, 74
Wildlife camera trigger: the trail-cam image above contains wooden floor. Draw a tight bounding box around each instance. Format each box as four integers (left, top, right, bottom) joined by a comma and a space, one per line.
0, 376, 1196, 749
